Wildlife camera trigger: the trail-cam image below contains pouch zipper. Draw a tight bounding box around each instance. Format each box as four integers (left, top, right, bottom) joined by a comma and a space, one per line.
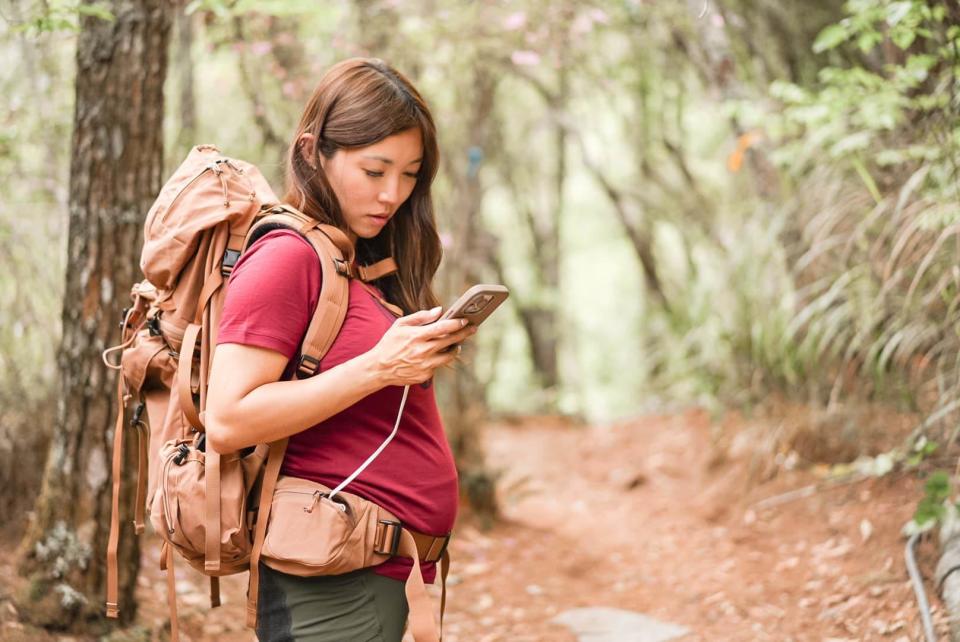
274, 488, 347, 513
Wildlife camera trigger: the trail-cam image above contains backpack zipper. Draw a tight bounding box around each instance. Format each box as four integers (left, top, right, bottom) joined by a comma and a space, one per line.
148, 165, 214, 233
160, 445, 202, 535
161, 451, 178, 534
148, 158, 248, 233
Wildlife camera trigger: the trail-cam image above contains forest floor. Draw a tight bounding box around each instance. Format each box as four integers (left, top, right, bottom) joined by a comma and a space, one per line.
0, 406, 952, 641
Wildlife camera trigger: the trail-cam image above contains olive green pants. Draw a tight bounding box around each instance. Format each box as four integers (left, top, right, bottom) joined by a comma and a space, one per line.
256, 564, 409, 642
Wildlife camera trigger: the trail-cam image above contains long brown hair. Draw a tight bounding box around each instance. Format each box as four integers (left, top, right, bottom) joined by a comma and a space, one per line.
284, 58, 442, 314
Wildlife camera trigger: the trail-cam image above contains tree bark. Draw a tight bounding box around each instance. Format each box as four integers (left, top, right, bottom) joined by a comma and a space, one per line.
16, 0, 171, 632
437, 67, 500, 522
173, 2, 197, 159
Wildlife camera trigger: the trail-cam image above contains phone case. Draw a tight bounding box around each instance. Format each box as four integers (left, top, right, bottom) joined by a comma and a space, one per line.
440, 284, 509, 327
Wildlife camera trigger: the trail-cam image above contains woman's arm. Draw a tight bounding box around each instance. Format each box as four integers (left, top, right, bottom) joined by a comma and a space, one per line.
205, 306, 475, 452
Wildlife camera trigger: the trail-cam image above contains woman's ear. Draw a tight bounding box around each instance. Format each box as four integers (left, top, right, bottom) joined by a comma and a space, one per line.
297, 133, 317, 170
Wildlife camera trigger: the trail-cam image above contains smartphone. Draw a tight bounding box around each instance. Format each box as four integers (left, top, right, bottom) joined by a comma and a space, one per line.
440, 284, 510, 327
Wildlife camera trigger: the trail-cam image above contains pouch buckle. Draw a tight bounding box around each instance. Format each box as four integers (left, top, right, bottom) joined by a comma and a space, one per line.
374, 519, 402, 556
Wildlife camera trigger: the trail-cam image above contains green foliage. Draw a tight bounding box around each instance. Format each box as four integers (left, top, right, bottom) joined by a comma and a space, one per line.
752, 0, 960, 426
185, 0, 309, 18
812, 0, 944, 54
906, 435, 938, 467
12, 0, 113, 35
776, 0, 958, 178
909, 470, 955, 531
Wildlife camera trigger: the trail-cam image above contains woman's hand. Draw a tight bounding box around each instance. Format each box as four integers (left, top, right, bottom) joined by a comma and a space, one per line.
367, 306, 477, 386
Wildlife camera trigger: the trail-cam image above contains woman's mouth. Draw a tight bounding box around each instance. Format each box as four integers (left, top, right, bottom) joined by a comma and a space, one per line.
369, 213, 390, 225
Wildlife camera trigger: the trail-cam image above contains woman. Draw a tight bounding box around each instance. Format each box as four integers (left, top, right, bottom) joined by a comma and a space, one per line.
205, 58, 475, 641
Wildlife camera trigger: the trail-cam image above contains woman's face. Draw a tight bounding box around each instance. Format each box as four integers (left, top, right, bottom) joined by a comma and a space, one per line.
320, 127, 423, 244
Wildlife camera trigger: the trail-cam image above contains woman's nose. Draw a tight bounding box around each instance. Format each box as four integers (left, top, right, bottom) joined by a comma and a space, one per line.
377, 177, 400, 206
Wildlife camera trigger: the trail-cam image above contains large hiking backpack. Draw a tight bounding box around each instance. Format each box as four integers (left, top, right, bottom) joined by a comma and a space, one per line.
102, 145, 447, 641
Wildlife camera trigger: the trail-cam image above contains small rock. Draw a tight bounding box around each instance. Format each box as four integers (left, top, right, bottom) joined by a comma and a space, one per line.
471, 593, 494, 613
553, 607, 689, 642
859, 519, 873, 543
703, 591, 725, 605
461, 561, 490, 576
804, 579, 824, 592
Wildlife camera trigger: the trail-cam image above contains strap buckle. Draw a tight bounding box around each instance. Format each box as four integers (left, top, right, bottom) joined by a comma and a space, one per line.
333, 258, 354, 278
297, 354, 320, 378
221, 248, 242, 277
374, 519, 403, 556
426, 534, 451, 562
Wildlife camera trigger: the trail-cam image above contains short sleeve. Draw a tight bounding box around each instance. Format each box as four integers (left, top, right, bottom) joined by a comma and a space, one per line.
217, 229, 321, 360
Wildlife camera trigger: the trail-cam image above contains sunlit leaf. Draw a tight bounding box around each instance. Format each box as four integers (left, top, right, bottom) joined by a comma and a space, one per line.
813, 23, 849, 53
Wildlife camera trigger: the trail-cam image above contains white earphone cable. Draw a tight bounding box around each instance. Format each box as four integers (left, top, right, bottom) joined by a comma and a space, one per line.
328, 384, 410, 501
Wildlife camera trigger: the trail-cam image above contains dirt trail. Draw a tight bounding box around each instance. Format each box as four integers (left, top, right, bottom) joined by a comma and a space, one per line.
466, 410, 942, 641
1, 409, 945, 641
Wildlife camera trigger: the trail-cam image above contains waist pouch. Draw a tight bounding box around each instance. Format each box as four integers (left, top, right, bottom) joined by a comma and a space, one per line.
260, 475, 396, 574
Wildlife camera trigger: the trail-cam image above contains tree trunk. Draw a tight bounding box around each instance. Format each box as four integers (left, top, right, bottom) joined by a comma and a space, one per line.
173, 2, 197, 160
16, 0, 171, 632
437, 68, 500, 523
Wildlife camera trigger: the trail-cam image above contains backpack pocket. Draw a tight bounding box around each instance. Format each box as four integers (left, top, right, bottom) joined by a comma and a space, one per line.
120, 329, 175, 395
150, 437, 267, 572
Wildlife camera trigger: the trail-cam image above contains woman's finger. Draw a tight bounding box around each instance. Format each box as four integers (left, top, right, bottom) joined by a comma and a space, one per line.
422, 348, 460, 372
420, 317, 468, 338
426, 324, 475, 351
395, 306, 443, 327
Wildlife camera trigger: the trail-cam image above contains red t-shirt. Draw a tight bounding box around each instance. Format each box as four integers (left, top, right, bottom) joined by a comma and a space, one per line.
217, 229, 459, 583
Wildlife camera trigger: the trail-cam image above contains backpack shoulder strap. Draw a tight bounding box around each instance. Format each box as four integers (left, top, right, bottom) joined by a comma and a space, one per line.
245, 205, 399, 378
245, 206, 350, 379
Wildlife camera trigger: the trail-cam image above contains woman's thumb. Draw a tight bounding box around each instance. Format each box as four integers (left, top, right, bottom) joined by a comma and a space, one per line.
396, 305, 442, 326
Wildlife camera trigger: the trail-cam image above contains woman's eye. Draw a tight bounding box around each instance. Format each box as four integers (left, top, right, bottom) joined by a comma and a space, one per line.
403, 172, 418, 180
364, 170, 384, 178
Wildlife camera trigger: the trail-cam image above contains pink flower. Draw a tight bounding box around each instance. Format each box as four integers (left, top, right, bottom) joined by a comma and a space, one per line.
511, 50, 541, 66
589, 9, 609, 24
503, 11, 526, 31
251, 41, 272, 56
439, 232, 453, 249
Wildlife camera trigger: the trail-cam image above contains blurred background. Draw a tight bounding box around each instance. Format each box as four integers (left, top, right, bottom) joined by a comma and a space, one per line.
2, 0, 960, 640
